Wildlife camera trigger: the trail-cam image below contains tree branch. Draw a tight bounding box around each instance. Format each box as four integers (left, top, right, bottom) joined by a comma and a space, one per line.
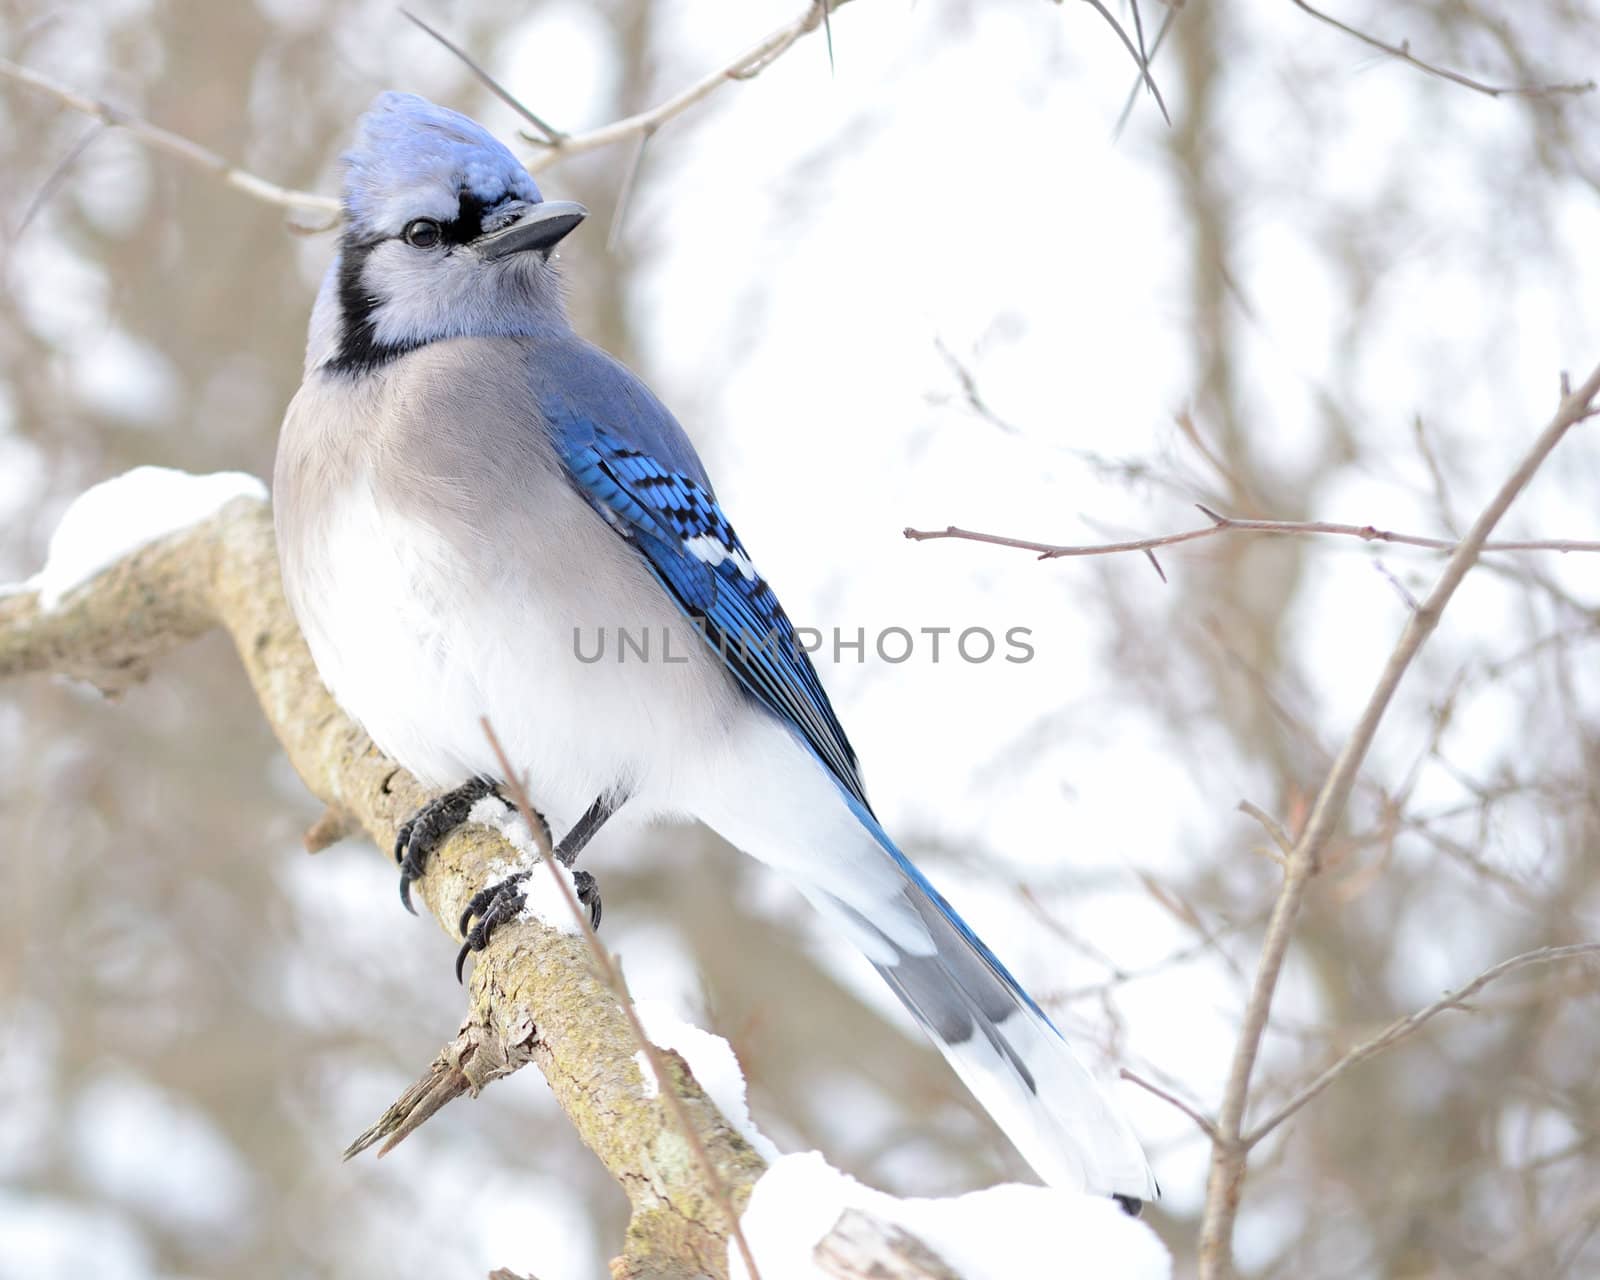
1244, 942, 1600, 1148
0, 0, 859, 230
0, 57, 341, 222
813, 1209, 963, 1280
1195, 361, 1600, 1279
1119, 1067, 1220, 1141
519, 0, 855, 172
1289, 0, 1596, 100
481, 719, 764, 1280
0, 496, 766, 1280
905, 511, 1600, 563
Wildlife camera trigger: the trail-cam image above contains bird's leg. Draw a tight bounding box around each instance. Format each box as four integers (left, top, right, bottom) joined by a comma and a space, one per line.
394, 776, 518, 914
455, 790, 625, 981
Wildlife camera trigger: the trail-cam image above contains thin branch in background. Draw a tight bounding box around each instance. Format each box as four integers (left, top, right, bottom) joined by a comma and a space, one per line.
607, 126, 654, 253
903, 507, 1600, 563
14, 120, 104, 238
1080, 0, 1171, 124
931, 337, 1021, 435
479, 718, 764, 1280
400, 8, 566, 143
1196, 361, 1600, 1279
1121, 1067, 1220, 1141
522, 0, 854, 172
1411, 414, 1461, 535
1113, 3, 1178, 138
1038, 911, 1262, 1005
1126, 0, 1151, 74
0, 1, 850, 231
1237, 799, 1295, 860
0, 57, 341, 222
1371, 559, 1422, 613
1289, 0, 1596, 99
1245, 942, 1600, 1146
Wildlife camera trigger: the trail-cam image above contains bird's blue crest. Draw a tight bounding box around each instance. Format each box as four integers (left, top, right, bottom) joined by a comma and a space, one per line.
342, 92, 543, 239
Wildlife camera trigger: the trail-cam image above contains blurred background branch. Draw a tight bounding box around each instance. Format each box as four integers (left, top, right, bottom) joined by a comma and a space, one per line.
1194, 362, 1600, 1278
0, 56, 342, 221
1288, 0, 1597, 99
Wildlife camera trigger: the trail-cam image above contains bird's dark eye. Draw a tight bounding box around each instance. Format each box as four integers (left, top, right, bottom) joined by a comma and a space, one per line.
403, 219, 442, 248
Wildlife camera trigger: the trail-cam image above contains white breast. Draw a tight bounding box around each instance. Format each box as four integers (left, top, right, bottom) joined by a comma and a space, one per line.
289, 478, 493, 789
274, 364, 748, 831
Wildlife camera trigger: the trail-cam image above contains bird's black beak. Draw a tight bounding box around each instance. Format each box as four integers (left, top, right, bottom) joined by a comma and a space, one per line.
476, 200, 588, 259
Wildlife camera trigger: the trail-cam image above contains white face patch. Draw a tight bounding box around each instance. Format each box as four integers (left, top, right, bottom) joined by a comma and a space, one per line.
684, 533, 757, 580
352, 237, 559, 355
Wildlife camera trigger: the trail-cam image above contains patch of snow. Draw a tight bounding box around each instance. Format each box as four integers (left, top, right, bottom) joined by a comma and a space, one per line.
514, 859, 584, 935
633, 1049, 659, 1099
28, 466, 267, 610
467, 793, 517, 832
634, 1001, 780, 1163
465, 795, 583, 935
731, 1151, 1171, 1280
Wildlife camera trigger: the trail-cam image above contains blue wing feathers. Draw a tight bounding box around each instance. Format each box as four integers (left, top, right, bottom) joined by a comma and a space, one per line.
533, 344, 868, 809
535, 341, 1033, 1016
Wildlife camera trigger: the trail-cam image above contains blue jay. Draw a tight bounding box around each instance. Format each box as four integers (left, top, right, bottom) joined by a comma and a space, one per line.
274, 92, 1156, 1207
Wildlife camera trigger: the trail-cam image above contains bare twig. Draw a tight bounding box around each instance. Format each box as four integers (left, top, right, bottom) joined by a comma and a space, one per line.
1237, 799, 1295, 860
1078, 0, 1170, 125
1246, 943, 1600, 1147
904, 510, 1600, 563
523, 0, 854, 172
0, 57, 341, 221
14, 121, 104, 237
1290, 0, 1596, 99
1195, 361, 1600, 1279
607, 127, 655, 253
480, 719, 763, 1280
1371, 559, 1422, 613
400, 9, 565, 144
1120, 1067, 1220, 1140
932, 338, 1021, 436
1113, 3, 1178, 139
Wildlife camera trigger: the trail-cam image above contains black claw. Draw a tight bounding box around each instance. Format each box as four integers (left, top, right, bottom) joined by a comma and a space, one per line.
573, 870, 602, 929
392, 818, 415, 865
392, 777, 498, 915
458, 876, 514, 935
1113, 1195, 1143, 1218
454, 871, 530, 983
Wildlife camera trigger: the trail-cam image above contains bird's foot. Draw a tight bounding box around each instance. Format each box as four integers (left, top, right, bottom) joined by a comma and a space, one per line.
394, 776, 504, 914
454, 867, 602, 982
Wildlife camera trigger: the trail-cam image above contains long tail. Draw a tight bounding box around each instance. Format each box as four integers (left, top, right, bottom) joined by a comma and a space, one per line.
805, 798, 1158, 1204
